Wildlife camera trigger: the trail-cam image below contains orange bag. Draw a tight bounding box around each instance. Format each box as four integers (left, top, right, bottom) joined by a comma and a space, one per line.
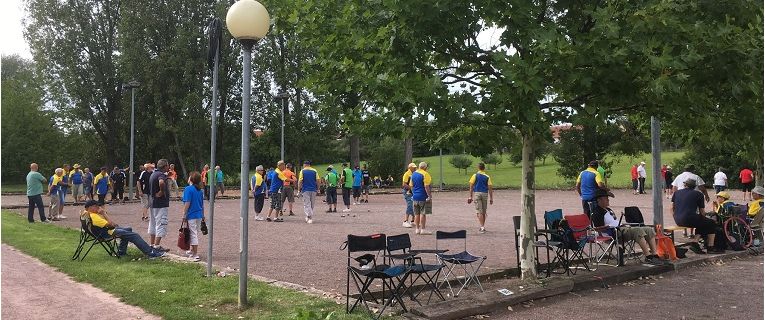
655, 225, 678, 260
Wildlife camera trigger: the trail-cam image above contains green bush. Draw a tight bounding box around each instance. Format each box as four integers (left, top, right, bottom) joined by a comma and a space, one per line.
480, 153, 503, 169
366, 137, 404, 180
449, 154, 473, 174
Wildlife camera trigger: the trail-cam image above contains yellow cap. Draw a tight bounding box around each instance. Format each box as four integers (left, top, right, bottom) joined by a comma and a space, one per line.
715, 191, 731, 200
408, 163, 417, 168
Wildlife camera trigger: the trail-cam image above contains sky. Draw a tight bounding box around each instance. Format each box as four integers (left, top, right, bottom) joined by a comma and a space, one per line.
1, 0, 31, 58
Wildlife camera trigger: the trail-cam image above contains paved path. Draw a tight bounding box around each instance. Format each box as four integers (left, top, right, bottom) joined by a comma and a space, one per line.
1, 188, 693, 295
1, 244, 160, 320
479, 254, 764, 320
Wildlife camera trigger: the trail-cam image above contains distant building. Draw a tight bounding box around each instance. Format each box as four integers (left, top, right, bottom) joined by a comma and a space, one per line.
550, 124, 574, 143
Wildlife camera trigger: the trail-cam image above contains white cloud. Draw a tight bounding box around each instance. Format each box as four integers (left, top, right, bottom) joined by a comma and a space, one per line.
1, 0, 31, 58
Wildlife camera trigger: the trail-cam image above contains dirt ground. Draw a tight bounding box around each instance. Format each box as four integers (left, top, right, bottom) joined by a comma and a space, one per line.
1, 188, 697, 295
1, 244, 160, 320
474, 254, 764, 320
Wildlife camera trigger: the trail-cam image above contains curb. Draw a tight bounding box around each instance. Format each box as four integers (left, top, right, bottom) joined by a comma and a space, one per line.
403, 248, 763, 319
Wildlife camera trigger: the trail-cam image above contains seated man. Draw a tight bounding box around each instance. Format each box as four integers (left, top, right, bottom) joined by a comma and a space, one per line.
749, 186, 764, 244
590, 189, 667, 265
82, 200, 165, 258
711, 191, 735, 215
672, 179, 720, 254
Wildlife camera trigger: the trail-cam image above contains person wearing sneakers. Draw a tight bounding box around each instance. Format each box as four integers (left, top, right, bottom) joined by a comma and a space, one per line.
352, 165, 363, 205
265, 161, 288, 222
590, 189, 667, 265
47, 168, 65, 221
323, 167, 339, 213
251, 165, 268, 221
672, 179, 720, 254
148, 159, 171, 252
181, 172, 205, 261
410, 162, 433, 235
27, 163, 49, 223
281, 163, 297, 216
748, 186, 763, 244
137, 163, 154, 221
340, 163, 353, 215
69, 164, 84, 204
468, 163, 493, 233
83, 200, 165, 258
361, 163, 371, 203
401, 163, 417, 228
298, 161, 319, 224
93, 167, 111, 206
711, 191, 735, 215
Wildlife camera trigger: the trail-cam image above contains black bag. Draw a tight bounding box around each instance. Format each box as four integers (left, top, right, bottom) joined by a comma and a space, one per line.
200, 220, 208, 235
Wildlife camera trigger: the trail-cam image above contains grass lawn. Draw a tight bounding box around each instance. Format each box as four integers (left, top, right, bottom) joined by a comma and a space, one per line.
304, 151, 684, 189
1, 210, 376, 320
1, 184, 26, 193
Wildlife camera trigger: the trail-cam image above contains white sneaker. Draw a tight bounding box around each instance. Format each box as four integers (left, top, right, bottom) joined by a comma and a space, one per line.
415, 228, 421, 234
255, 216, 265, 221
307, 218, 313, 224
185, 250, 192, 257
191, 256, 201, 262
420, 230, 432, 235
479, 227, 486, 234
342, 208, 351, 212
402, 221, 412, 228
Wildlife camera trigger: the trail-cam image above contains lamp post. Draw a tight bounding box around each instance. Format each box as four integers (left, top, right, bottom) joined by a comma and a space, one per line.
123, 80, 140, 201
226, 0, 270, 308
274, 90, 288, 160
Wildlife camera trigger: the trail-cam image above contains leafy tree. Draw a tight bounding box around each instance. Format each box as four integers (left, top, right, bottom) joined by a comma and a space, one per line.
1, 55, 67, 183
480, 153, 503, 170
449, 155, 473, 175
366, 137, 404, 181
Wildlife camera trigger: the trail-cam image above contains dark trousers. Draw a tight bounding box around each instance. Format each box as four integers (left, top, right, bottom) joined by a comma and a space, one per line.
342, 187, 351, 206
27, 194, 46, 222
204, 186, 210, 200
582, 199, 596, 217
97, 194, 106, 206
638, 177, 646, 194
254, 193, 265, 214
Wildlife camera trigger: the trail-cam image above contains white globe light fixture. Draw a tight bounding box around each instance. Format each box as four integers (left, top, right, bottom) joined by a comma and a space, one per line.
226, 0, 270, 309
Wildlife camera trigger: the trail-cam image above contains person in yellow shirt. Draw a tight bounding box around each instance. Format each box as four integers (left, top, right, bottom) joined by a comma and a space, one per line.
400, 163, 417, 228
93, 167, 112, 206
749, 186, 763, 244
47, 168, 65, 221
83, 200, 164, 258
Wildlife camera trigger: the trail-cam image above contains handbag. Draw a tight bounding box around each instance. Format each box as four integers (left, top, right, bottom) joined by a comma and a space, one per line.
177, 220, 191, 250
655, 225, 678, 260
200, 220, 208, 235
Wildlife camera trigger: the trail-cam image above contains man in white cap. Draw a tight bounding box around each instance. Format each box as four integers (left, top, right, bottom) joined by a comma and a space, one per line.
749, 186, 764, 245
400, 163, 417, 228
637, 161, 647, 194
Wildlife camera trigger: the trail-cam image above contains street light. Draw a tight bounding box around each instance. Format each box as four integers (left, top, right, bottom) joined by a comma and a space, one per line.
122, 80, 140, 201
226, 0, 270, 309
274, 90, 289, 160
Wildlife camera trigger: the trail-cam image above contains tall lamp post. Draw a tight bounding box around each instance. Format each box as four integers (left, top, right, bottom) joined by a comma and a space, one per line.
226, 0, 270, 308
274, 91, 288, 160
123, 80, 140, 201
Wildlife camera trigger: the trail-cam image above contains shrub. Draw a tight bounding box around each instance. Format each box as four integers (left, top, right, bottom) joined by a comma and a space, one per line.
449, 154, 473, 174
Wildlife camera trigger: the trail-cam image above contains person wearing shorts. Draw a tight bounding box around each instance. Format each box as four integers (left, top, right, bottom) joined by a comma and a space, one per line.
664, 165, 674, 199
672, 179, 720, 254
410, 162, 433, 235
281, 163, 297, 216
265, 161, 287, 222
361, 164, 371, 203
251, 166, 267, 220
138, 163, 153, 221
167, 164, 180, 198
82, 168, 94, 201
468, 163, 493, 233
351, 166, 363, 205
740, 166, 755, 201
69, 164, 84, 204
182, 171, 205, 261
148, 159, 171, 252
47, 169, 63, 220
324, 167, 339, 213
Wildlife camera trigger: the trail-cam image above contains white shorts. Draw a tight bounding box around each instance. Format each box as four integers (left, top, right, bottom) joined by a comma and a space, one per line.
148, 207, 169, 237
187, 218, 201, 246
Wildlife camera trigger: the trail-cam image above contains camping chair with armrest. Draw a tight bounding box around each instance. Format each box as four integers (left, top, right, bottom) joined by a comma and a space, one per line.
619, 206, 652, 264
345, 234, 410, 319
435, 230, 486, 297
560, 214, 597, 274
386, 233, 445, 305
71, 211, 119, 261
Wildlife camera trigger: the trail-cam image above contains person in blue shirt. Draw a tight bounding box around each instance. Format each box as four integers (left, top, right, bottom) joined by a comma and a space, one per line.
69, 164, 84, 204
576, 160, 606, 217
298, 160, 319, 224
265, 161, 287, 222
468, 163, 494, 233
352, 166, 363, 205
251, 165, 268, 221
215, 166, 225, 197
409, 162, 433, 235
182, 172, 206, 261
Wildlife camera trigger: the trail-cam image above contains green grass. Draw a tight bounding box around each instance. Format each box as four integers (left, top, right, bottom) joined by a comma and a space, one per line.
1, 210, 374, 320
1, 184, 26, 193
298, 151, 684, 189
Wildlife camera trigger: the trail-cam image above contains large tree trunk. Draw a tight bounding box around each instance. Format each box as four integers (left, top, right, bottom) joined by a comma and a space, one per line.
519, 133, 538, 280
350, 135, 360, 167
404, 119, 413, 168
173, 131, 188, 181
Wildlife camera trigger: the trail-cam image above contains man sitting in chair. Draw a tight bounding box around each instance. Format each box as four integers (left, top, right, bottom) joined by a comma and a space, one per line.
590, 189, 667, 265
82, 200, 165, 259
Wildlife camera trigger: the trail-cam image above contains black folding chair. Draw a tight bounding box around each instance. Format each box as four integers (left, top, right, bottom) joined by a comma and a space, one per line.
72, 212, 119, 261
435, 230, 486, 297
345, 234, 410, 319
386, 234, 445, 305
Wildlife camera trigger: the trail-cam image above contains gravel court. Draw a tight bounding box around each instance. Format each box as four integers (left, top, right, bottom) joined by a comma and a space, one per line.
2, 188, 686, 294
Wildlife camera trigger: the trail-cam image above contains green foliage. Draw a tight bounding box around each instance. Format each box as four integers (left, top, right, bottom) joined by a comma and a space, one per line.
449, 154, 473, 175
366, 137, 404, 180
480, 153, 503, 170
0, 55, 67, 183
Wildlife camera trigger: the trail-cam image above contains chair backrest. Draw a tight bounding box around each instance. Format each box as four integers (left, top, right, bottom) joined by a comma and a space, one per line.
544, 209, 563, 230
386, 233, 412, 253
565, 214, 591, 240
436, 230, 467, 251
347, 234, 387, 253
624, 206, 644, 224
512, 216, 521, 235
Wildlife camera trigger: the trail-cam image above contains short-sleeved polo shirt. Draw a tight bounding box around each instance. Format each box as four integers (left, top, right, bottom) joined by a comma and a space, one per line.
469, 171, 492, 193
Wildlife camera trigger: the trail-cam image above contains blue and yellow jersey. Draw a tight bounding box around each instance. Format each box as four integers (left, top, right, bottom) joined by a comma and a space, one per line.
299, 167, 319, 192
268, 168, 287, 193
409, 169, 432, 201
94, 172, 111, 195
469, 170, 492, 193
576, 168, 604, 200
251, 173, 267, 196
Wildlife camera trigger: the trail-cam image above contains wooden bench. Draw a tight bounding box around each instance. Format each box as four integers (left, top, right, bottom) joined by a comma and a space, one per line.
663, 226, 694, 244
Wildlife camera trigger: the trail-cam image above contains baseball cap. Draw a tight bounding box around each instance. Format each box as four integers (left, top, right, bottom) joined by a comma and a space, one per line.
715, 191, 731, 200
84, 200, 99, 208
640, 161, 646, 165
588, 160, 599, 167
